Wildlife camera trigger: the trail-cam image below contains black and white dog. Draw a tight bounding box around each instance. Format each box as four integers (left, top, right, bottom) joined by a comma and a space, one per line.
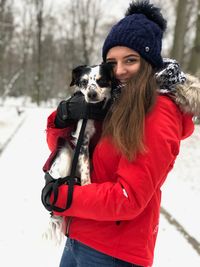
43, 63, 116, 244
49, 63, 115, 185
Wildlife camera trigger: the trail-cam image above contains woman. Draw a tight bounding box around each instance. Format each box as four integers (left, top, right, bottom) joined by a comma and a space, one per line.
42, 1, 198, 267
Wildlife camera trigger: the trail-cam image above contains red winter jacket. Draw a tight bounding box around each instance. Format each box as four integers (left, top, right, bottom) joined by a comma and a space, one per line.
45, 95, 194, 267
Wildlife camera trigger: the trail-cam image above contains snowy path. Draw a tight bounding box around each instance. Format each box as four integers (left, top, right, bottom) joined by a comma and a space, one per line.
0, 108, 64, 267
0, 108, 200, 267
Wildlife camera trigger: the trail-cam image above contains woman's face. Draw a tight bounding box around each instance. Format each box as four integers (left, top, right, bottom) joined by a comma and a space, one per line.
106, 46, 141, 84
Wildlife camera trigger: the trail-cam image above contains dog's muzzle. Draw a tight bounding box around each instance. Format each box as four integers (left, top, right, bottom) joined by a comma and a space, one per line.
87, 85, 98, 101
87, 89, 97, 100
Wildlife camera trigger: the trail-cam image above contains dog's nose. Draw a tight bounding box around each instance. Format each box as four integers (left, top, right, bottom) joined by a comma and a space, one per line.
87, 89, 97, 100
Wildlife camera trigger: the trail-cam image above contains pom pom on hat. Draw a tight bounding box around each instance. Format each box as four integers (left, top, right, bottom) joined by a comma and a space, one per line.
125, 0, 167, 31
102, 0, 167, 69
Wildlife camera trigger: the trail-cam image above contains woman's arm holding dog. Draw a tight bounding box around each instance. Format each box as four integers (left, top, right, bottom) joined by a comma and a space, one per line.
50, 97, 186, 221
46, 110, 76, 152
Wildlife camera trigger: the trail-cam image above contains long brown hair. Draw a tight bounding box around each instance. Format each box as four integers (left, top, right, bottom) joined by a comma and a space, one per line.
102, 58, 158, 161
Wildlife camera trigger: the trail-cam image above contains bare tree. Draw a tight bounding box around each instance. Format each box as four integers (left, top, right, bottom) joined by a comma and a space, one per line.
46, 0, 106, 99
14, 0, 35, 98
0, 0, 121, 103
187, 0, 200, 75
33, 0, 44, 105
0, 0, 14, 95
170, 0, 189, 65
69, 0, 103, 65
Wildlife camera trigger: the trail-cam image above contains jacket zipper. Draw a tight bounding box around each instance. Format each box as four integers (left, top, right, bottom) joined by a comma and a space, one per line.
65, 216, 72, 237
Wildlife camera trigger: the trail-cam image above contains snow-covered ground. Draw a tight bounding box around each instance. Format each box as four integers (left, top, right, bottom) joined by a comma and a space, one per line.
0, 102, 200, 267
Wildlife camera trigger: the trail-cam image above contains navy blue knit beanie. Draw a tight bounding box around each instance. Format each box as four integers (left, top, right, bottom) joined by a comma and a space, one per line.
102, 0, 167, 69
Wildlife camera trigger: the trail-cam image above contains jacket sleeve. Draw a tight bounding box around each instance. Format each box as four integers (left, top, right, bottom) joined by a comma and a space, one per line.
46, 110, 76, 152
51, 97, 189, 221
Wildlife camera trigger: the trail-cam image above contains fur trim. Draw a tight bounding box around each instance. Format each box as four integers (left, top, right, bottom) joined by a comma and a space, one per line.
174, 74, 200, 116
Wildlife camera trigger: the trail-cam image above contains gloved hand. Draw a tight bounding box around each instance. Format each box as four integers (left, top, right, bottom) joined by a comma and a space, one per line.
41, 172, 81, 212
54, 92, 111, 128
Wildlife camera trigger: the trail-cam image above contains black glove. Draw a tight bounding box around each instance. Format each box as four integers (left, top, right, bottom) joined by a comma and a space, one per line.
55, 92, 111, 128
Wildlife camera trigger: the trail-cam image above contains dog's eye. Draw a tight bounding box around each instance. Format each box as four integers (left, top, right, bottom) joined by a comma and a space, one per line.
97, 78, 109, 87
80, 79, 88, 87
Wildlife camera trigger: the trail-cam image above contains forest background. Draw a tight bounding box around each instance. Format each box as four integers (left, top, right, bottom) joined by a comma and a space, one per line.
0, 0, 200, 105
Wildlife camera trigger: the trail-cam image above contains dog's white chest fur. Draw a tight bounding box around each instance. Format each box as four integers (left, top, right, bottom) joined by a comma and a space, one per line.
49, 119, 95, 185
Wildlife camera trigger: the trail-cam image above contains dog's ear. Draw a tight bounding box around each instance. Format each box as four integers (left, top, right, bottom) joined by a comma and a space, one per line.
101, 62, 116, 81
100, 62, 120, 90
70, 65, 87, 87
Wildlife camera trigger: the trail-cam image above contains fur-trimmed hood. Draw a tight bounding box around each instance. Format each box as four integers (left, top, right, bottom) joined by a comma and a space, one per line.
174, 74, 200, 116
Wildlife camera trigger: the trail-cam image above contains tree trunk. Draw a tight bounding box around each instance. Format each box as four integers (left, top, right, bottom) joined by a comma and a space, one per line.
34, 0, 43, 106
170, 0, 188, 65
187, 0, 200, 75
0, 0, 13, 95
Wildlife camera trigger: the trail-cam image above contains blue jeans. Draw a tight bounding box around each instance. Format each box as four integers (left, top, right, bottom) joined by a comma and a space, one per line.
59, 238, 143, 267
